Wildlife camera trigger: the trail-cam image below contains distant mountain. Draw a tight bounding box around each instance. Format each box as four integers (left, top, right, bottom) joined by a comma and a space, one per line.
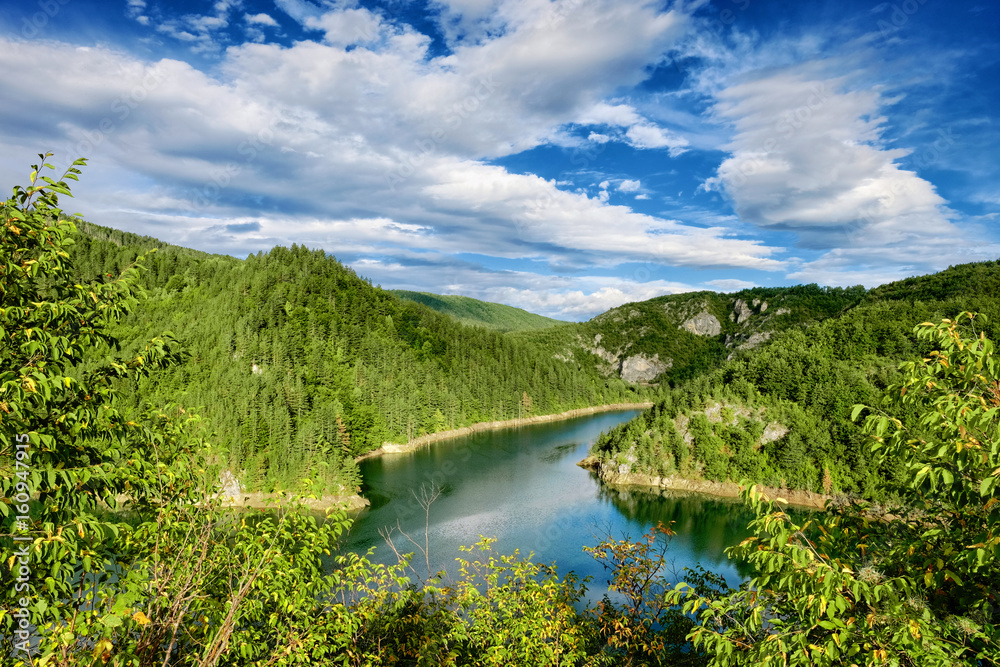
390, 290, 568, 332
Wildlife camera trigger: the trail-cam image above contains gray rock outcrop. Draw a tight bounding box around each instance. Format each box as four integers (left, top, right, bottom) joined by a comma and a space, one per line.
217, 470, 244, 500
679, 311, 721, 337
733, 299, 753, 324
620, 354, 671, 383
738, 331, 772, 350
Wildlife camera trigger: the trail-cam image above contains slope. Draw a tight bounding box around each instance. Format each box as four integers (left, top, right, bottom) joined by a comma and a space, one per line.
390, 290, 567, 332
70, 222, 650, 494
586, 260, 1000, 500
514, 284, 867, 386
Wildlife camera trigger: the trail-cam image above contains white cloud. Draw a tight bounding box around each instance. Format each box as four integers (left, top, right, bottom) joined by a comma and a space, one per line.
126, 0, 150, 25
151, 0, 243, 52
576, 101, 689, 155
245, 13, 279, 27
355, 257, 704, 319
618, 179, 640, 192
624, 123, 688, 154
703, 58, 984, 279
306, 8, 384, 48
0, 2, 791, 317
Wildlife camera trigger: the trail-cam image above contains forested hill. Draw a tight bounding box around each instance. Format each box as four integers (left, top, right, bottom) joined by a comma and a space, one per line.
513, 283, 868, 385
71, 222, 649, 493
71, 219, 1000, 499
390, 290, 567, 331
588, 259, 1000, 501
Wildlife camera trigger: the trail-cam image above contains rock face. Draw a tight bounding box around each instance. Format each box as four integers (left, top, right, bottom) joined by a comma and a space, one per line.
738, 331, 772, 350
733, 299, 753, 324
218, 470, 244, 500
620, 354, 671, 383
679, 311, 721, 337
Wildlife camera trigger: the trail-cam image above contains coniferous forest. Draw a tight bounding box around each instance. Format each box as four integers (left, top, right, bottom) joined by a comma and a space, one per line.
2, 159, 998, 665
70, 220, 649, 494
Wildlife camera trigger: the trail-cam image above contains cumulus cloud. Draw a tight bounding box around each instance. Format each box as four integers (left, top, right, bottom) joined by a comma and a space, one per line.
0, 1, 792, 320
703, 59, 989, 280
618, 179, 640, 192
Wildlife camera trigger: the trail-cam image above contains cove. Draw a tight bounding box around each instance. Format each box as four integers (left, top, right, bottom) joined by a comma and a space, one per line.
344, 409, 753, 594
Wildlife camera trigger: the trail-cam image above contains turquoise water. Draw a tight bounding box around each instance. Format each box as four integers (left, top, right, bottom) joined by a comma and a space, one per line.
345, 410, 753, 593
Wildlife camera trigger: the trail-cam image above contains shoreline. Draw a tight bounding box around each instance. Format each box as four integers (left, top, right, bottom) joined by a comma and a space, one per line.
217, 491, 370, 512
355, 402, 654, 461
577, 456, 832, 510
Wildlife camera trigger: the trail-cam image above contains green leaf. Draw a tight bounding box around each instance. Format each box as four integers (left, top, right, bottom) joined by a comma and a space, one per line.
101, 614, 123, 628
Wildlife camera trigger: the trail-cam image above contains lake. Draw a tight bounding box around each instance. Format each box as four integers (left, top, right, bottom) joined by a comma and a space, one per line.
344, 409, 753, 595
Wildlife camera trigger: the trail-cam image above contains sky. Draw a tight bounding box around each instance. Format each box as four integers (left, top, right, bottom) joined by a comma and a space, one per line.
1, 0, 998, 320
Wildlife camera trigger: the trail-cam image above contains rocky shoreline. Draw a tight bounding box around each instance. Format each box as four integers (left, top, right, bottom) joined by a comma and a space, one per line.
577, 456, 832, 510
217, 490, 370, 512
356, 402, 654, 461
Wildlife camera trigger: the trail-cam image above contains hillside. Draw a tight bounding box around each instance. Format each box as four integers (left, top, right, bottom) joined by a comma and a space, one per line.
71, 222, 650, 494
390, 290, 567, 331
70, 220, 1000, 501
586, 260, 1000, 500
514, 284, 866, 386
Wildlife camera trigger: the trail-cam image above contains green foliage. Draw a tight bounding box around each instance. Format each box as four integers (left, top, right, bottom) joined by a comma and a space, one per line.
9, 156, 1000, 667
516, 283, 867, 388
68, 222, 648, 495
0, 156, 709, 667
668, 314, 1000, 666
586, 271, 1000, 498
584, 522, 723, 666
0, 155, 367, 667
391, 290, 568, 332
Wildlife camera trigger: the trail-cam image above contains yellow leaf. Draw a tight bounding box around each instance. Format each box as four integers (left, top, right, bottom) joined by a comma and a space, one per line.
132, 611, 151, 625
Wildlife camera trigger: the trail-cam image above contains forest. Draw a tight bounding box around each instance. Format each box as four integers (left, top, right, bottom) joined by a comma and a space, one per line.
69, 220, 649, 494
589, 265, 1000, 499
1, 157, 997, 665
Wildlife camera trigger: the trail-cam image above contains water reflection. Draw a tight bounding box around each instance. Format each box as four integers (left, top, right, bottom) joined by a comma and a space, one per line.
345, 410, 754, 593
594, 482, 755, 580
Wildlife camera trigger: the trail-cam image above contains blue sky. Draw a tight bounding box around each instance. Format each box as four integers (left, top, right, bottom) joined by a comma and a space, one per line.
1, 0, 998, 320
